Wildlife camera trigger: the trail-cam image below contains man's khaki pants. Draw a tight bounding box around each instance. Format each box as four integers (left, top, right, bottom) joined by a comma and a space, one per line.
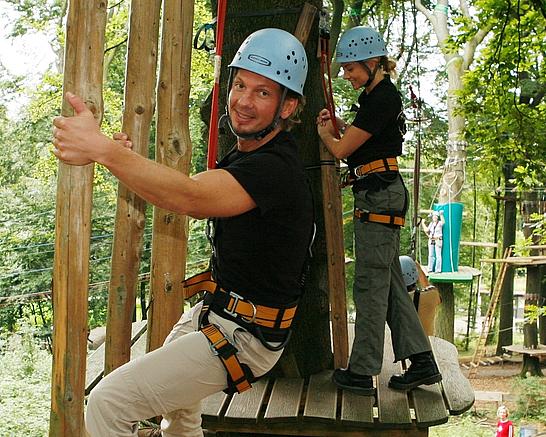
86, 302, 282, 437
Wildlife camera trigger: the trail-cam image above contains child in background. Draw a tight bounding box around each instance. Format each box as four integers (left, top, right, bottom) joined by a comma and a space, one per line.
495, 405, 514, 437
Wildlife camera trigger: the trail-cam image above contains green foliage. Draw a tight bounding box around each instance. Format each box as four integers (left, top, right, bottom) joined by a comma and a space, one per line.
524, 304, 546, 323
459, 3, 546, 186
0, 327, 51, 436
512, 376, 546, 422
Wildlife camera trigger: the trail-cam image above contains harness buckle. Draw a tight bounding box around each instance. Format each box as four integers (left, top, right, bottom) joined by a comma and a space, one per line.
210, 338, 238, 359
223, 291, 256, 324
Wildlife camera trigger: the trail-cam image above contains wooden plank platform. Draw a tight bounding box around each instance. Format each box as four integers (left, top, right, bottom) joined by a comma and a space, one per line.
86, 321, 474, 436
427, 266, 481, 284
201, 336, 473, 436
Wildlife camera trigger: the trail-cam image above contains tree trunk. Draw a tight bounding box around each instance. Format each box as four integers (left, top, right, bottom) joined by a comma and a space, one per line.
438, 55, 466, 205
522, 191, 540, 352
213, 0, 331, 377
147, 0, 194, 351
496, 163, 516, 354
105, 0, 161, 376
538, 262, 546, 344
434, 283, 455, 343
50, 2, 107, 436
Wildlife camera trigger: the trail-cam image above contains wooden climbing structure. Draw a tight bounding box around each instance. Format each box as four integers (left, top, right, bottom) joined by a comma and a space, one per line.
50, 2, 473, 436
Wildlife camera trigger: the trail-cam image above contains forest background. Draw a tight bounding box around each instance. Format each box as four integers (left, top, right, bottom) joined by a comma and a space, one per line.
0, 0, 545, 436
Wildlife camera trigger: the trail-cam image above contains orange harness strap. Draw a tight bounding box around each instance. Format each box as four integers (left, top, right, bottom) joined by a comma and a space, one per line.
354, 157, 399, 178
200, 323, 253, 394
182, 271, 298, 330
354, 208, 405, 227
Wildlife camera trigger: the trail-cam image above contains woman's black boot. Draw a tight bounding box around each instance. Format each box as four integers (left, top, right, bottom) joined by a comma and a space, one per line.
388, 351, 442, 390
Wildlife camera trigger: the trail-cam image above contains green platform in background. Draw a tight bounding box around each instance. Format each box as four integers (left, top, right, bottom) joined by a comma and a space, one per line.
427, 266, 482, 284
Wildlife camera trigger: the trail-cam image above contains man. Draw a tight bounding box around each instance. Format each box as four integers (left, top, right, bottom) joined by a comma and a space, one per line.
52, 28, 313, 437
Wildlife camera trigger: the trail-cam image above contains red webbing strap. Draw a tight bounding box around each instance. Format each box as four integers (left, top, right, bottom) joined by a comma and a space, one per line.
201, 323, 252, 393
319, 35, 340, 139
206, 0, 228, 170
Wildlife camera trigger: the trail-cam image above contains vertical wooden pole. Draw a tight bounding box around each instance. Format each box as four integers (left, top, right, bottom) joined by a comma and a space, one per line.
104, 0, 162, 376
147, 0, 195, 351
319, 145, 349, 368
49, 1, 108, 436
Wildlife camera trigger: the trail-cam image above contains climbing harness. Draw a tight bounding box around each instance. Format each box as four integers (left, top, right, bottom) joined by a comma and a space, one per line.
182, 271, 298, 337
354, 208, 405, 227
206, 0, 228, 170
181, 270, 298, 394
340, 157, 399, 188
318, 8, 340, 139
354, 157, 399, 178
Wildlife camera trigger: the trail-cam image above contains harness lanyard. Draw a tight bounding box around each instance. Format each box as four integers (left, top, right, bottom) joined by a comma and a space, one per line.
318, 9, 340, 139
207, 0, 228, 170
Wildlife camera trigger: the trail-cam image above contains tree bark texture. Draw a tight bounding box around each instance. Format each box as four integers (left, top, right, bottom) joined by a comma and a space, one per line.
212, 0, 332, 376
50, 2, 107, 436
434, 283, 455, 343
147, 0, 194, 352
496, 163, 516, 355
105, 0, 161, 376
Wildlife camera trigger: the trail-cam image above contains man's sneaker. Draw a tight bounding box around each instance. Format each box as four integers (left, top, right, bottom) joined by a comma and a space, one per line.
332, 368, 375, 396
388, 351, 442, 391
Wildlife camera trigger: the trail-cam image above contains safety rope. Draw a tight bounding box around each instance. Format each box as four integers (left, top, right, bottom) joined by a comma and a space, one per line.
318, 8, 340, 139
409, 0, 424, 260
207, 0, 228, 170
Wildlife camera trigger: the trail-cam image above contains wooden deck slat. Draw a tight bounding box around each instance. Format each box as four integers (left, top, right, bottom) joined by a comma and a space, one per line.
88, 323, 473, 435
85, 320, 147, 394
224, 378, 269, 422
303, 371, 338, 422
264, 377, 304, 422
411, 383, 448, 427
430, 336, 475, 414
130, 330, 148, 359
201, 391, 230, 421
376, 337, 412, 427
340, 389, 374, 425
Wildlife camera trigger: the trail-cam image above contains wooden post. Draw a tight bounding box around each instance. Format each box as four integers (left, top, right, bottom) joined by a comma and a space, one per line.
49, 1, 107, 436
147, 0, 195, 351
104, 0, 162, 375
319, 146, 349, 368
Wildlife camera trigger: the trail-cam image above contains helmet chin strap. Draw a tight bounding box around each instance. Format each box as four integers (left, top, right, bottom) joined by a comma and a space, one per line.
361, 61, 380, 88
220, 69, 288, 141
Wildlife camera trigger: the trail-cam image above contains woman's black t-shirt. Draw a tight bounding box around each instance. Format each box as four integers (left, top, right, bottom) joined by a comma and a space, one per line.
348, 76, 405, 170
213, 131, 313, 307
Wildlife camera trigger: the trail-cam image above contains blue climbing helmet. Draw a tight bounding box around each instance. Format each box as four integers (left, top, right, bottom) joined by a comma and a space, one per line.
229, 28, 308, 96
399, 256, 419, 288
335, 26, 387, 64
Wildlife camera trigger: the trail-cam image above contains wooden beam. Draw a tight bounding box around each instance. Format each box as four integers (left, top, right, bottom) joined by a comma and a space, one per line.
104, 0, 162, 375
147, 0, 195, 351
460, 241, 499, 248
300, 1, 349, 369
481, 256, 546, 265
49, 1, 107, 436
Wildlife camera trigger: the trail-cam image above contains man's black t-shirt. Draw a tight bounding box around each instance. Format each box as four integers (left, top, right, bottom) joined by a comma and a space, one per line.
348, 76, 405, 170
213, 131, 313, 307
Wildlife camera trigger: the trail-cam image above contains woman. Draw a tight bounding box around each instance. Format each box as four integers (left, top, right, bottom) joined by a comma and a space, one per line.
421, 210, 445, 272
317, 26, 441, 395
